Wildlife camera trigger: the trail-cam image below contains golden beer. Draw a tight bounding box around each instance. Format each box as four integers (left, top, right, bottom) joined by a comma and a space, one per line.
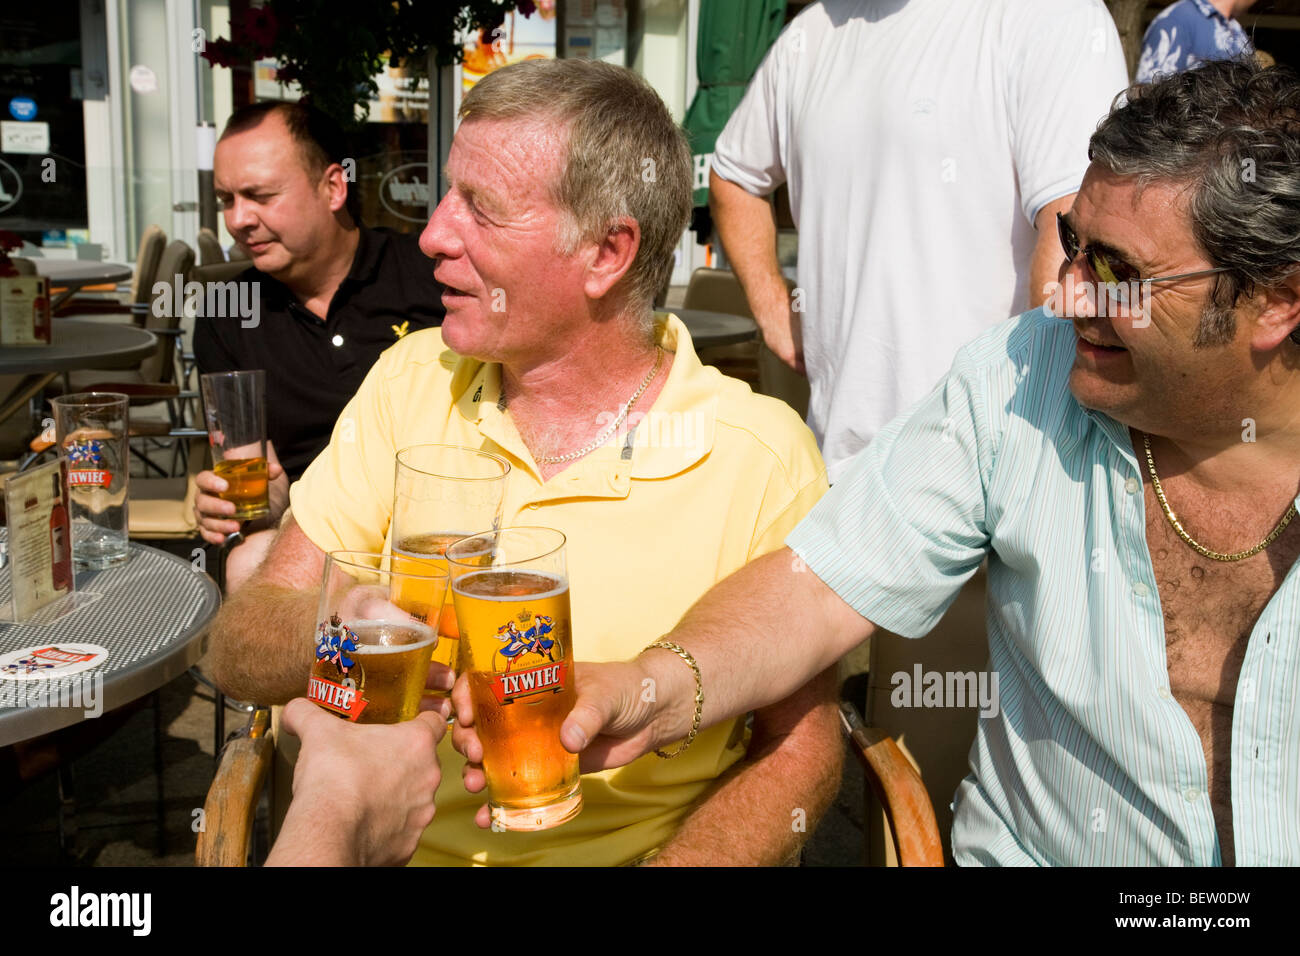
453, 568, 581, 830
391, 532, 465, 674
308, 619, 437, 723
214, 456, 269, 519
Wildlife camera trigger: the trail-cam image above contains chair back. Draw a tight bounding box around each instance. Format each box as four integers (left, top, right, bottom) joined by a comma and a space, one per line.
863, 567, 988, 865
129, 225, 167, 306
196, 228, 225, 266
140, 240, 195, 384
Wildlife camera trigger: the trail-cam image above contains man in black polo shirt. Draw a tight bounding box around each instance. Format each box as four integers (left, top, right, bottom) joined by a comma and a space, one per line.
193, 101, 443, 586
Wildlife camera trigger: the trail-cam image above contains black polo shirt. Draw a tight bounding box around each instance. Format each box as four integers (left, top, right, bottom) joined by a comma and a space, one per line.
194, 227, 443, 480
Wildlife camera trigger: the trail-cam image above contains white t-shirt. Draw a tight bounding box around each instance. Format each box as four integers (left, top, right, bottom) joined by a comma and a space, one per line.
713, 0, 1129, 482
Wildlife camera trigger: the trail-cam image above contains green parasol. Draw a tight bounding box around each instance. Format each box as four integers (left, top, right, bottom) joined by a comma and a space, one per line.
682, 0, 788, 208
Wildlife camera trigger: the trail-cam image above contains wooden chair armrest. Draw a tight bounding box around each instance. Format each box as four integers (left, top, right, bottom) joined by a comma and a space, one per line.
77, 382, 180, 401
839, 701, 944, 867
196, 706, 273, 867
52, 300, 138, 318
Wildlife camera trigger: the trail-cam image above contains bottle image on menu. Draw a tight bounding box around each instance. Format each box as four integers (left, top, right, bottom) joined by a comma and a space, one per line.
49, 472, 72, 593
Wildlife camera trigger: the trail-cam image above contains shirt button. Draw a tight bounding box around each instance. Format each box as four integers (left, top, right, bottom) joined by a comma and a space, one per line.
331, 334, 344, 347
527, 503, 539, 510
1124, 477, 1140, 494
1132, 581, 1149, 597
1184, 787, 1201, 802
1157, 686, 1171, 699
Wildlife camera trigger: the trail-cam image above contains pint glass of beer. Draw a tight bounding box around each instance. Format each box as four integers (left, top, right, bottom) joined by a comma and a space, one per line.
199, 370, 269, 520
446, 527, 581, 831
389, 445, 509, 689
308, 551, 445, 724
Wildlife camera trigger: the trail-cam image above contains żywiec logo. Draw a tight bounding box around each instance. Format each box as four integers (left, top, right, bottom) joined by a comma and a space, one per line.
65, 438, 110, 488
308, 613, 368, 720
490, 610, 567, 703
491, 662, 568, 705
0, 646, 96, 675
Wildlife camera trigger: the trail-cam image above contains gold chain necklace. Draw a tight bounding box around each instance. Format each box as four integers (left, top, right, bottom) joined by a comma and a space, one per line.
521, 347, 664, 465
1141, 433, 1296, 562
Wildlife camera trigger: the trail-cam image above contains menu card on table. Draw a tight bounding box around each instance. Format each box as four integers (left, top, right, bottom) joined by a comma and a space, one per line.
0, 275, 52, 346
2, 458, 75, 622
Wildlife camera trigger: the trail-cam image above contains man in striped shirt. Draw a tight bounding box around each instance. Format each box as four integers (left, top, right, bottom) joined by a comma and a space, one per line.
458, 59, 1300, 865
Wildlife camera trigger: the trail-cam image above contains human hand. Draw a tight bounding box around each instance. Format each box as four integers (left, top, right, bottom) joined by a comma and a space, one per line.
268, 697, 446, 866
194, 441, 287, 546
449, 660, 666, 828
754, 288, 805, 374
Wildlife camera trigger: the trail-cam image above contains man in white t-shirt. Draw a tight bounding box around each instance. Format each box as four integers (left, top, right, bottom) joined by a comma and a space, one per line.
711, 0, 1129, 482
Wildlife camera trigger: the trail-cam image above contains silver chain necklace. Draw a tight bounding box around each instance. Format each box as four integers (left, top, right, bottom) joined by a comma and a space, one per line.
517, 347, 664, 465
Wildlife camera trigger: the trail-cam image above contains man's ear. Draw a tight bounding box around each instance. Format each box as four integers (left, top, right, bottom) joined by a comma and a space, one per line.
1250, 267, 1300, 351
322, 163, 350, 215
583, 217, 641, 301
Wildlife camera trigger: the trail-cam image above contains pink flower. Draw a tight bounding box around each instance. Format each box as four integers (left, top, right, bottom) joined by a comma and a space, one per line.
243, 6, 279, 52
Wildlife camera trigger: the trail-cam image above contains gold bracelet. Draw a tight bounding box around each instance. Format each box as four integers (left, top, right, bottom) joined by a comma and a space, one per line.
643, 640, 703, 759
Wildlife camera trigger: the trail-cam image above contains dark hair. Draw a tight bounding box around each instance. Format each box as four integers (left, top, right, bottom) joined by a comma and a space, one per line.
221, 101, 358, 222
1088, 59, 1300, 346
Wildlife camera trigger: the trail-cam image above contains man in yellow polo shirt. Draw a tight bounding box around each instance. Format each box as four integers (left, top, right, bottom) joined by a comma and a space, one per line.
207, 58, 839, 866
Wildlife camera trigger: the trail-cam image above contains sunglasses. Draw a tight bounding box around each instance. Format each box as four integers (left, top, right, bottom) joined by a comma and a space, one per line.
1057, 213, 1230, 289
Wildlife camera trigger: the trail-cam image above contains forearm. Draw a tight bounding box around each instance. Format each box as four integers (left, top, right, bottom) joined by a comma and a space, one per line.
649, 667, 842, 866
709, 172, 791, 326
266, 793, 359, 866
207, 582, 318, 703
637, 549, 870, 752
1029, 194, 1075, 308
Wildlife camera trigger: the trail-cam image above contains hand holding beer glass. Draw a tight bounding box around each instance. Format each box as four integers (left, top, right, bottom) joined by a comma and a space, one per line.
200, 370, 270, 521
308, 551, 446, 724
389, 445, 509, 695
446, 527, 582, 831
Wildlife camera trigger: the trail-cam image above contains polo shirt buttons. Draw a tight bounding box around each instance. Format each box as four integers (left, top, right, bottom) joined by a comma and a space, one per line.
331, 334, 344, 347
1131, 581, 1150, 597
1157, 686, 1172, 700
1184, 787, 1201, 802
526, 503, 539, 510
1125, 477, 1139, 494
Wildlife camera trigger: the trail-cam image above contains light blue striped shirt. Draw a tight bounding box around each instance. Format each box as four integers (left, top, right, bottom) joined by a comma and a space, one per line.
788, 308, 1300, 866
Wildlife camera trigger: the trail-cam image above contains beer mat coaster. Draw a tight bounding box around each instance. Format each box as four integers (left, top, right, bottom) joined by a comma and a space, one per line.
0, 642, 109, 680
0, 591, 102, 627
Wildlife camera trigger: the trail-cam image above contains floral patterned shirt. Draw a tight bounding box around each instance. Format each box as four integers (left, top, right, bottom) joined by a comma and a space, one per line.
1137, 0, 1252, 83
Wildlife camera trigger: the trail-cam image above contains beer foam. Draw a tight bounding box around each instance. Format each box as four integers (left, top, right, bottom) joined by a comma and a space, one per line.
348, 620, 437, 652
453, 570, 568, 601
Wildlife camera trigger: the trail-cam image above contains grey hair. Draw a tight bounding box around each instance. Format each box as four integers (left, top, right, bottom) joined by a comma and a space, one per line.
459, 59, 692, 329
1087, 58, 1300, 346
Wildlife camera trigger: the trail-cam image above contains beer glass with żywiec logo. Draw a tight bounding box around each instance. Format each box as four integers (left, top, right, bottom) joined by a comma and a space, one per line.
389, 444, 509, 696
199, 370, 269, 520
446, 527, 582, 831
307, 551, 446, 724
49, 392, 130, 569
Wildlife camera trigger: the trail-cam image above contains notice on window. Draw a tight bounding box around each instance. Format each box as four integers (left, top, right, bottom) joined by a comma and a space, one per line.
1, 120, 50, 154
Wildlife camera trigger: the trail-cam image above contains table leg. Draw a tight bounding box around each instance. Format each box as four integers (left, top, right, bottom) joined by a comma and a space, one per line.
153, 690, 166, 857
56, 761, 77, 863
